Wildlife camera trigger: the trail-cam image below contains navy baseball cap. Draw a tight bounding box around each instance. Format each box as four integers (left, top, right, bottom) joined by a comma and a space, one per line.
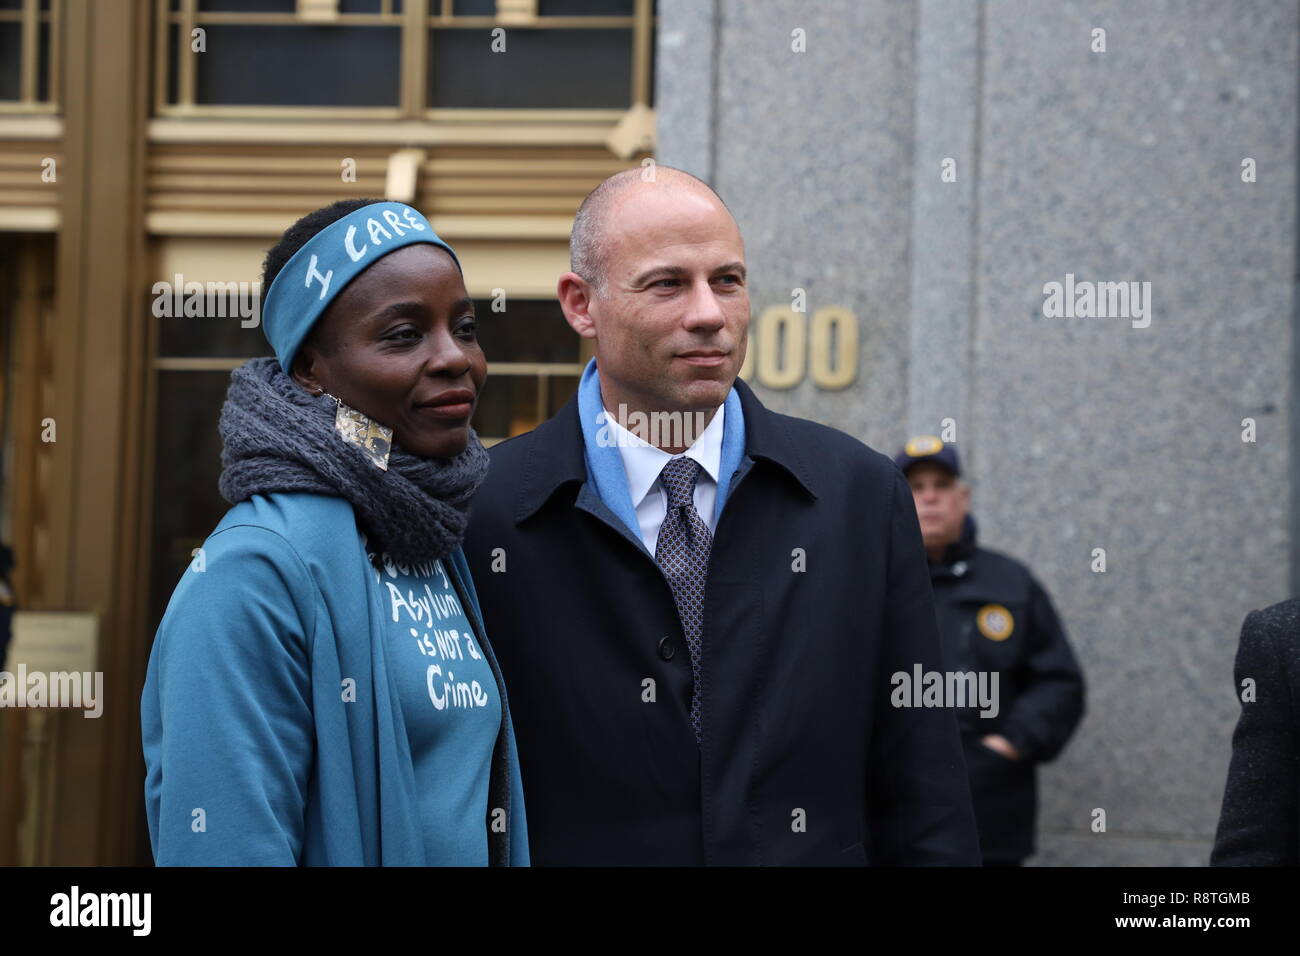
894, 435, 962, 477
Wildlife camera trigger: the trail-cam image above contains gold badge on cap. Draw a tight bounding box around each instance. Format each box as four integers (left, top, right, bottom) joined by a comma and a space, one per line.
976, 604, 1015, 641
905, 435, 944, 457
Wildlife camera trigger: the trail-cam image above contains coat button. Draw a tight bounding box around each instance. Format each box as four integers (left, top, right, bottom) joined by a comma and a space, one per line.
657, 635, 676, 661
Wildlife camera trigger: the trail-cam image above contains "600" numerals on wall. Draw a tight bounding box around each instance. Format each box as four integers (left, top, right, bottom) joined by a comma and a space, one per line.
739, 306, 858, 390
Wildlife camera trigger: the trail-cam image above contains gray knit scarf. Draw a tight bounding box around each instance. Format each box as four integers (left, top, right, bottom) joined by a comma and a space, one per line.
218, 356, 489, 566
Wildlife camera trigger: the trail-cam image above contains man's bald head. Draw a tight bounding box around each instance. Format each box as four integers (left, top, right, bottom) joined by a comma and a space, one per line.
556, 162, 749, 424
570, 165, 735, 294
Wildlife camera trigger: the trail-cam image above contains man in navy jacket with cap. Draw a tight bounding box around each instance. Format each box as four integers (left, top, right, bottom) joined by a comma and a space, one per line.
897, 435, 1085, 865
464, 166, 980, 866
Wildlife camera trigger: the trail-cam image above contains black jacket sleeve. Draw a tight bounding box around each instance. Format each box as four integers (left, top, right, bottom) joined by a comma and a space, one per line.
997, 575, 1085, 763
1210, 607, 1299, 866
867, 468, 983, 865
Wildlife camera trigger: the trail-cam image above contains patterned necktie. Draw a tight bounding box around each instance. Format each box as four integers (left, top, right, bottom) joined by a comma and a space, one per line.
654, 456, 712, 744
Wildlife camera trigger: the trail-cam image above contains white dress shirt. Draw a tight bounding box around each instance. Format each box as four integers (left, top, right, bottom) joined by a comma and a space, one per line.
604, 402, 726, 558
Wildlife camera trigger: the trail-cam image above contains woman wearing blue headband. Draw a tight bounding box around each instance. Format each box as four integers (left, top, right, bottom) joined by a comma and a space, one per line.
141, 199, 528, 866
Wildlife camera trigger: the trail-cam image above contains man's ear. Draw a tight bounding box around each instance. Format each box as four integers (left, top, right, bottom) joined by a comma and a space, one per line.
557, 272, 597, 339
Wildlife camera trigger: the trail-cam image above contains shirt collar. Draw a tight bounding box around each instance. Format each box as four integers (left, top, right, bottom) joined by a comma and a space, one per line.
605, 402, 727, 509
513, 376, 816, 528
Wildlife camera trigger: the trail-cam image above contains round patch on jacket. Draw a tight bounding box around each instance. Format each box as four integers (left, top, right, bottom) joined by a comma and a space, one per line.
976, 604, 1014, 641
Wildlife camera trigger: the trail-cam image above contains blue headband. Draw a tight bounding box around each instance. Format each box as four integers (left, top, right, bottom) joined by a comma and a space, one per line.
262, 201, 461, 372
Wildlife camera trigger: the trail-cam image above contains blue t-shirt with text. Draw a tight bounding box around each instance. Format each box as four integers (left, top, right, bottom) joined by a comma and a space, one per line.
365, 538, 503, 865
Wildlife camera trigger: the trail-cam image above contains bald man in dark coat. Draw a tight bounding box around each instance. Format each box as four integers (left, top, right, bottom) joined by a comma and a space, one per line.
464, 166, 981, 866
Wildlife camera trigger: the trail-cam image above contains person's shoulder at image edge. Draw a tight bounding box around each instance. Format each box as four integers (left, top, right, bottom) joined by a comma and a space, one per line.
1211, 596, 1300, 866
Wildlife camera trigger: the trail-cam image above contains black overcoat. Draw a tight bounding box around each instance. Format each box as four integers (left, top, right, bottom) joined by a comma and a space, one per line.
463, 378, 981, 865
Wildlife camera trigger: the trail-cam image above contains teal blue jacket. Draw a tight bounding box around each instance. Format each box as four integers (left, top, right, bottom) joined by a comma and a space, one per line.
141, 492, 529, 866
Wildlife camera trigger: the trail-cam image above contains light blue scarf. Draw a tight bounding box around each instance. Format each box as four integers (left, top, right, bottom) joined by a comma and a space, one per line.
576, 358, 746, 545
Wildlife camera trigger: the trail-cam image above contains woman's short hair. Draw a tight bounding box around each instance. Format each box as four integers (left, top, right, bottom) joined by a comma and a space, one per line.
262, 197, 385, 290
262, 197, 384, 363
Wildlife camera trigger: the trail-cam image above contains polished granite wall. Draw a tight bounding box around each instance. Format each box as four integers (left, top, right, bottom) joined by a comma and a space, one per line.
656, 0, 1296, 865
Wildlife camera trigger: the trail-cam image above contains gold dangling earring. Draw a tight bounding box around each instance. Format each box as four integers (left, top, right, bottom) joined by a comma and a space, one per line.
319, 389, 393, 471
